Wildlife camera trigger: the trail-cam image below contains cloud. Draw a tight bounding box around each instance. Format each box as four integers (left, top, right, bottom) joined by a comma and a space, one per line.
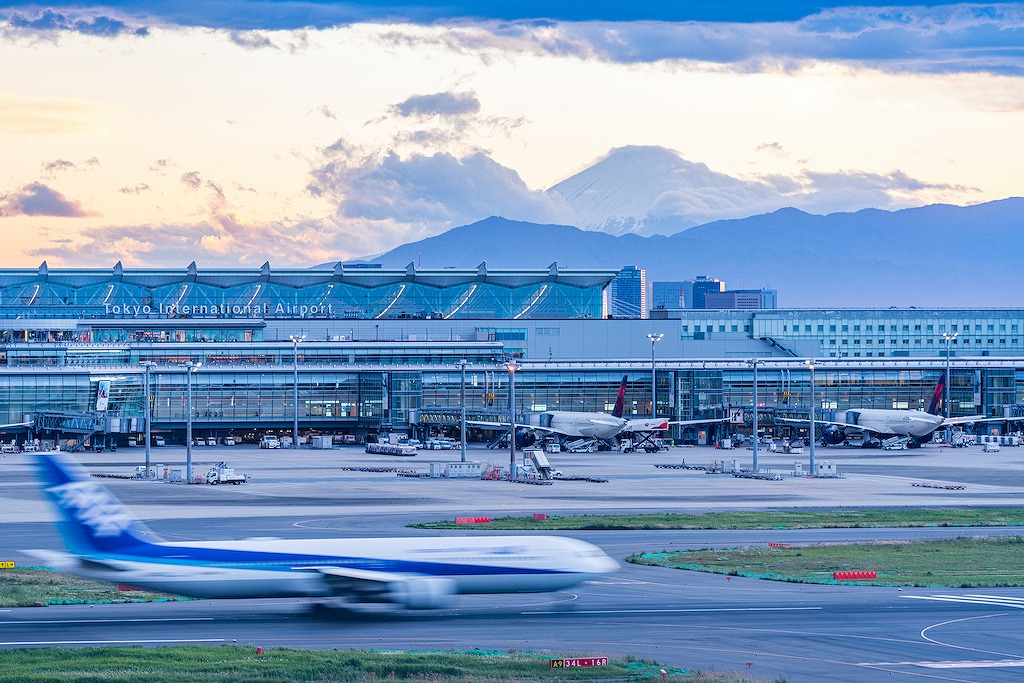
180, 171, 203, 190
0, 182, 95, 217
391, 91, 481, 118
308, 142, 571, 250
30, 216, 357, 267
2, 8, 148, 37
785, 168, 980, 214
119, 184, 151, 195
41, 159, 77, 175
370, 7, 1024, 75
228, 30, 275, 49
755, 142, 789, 158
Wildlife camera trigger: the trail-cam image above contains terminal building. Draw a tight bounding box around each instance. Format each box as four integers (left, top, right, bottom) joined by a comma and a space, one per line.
1, 263, 1023, 447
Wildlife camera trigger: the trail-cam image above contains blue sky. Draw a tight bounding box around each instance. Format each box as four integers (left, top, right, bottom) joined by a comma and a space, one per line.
2, 2, 984, 26
2, 1, 1023, 266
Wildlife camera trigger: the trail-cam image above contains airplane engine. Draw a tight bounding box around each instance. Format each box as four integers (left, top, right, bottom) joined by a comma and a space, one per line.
515, 429, 536, 448
821, 426, 846, 445
386, 577, 457, 610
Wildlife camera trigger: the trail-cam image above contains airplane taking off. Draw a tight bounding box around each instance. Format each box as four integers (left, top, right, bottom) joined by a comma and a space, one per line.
472, 376, 727, 447
29, 454, 618, 609
779, 381, 999, 448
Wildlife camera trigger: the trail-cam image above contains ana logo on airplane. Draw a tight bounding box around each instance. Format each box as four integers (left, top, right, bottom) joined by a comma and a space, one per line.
47, 481, 136, 537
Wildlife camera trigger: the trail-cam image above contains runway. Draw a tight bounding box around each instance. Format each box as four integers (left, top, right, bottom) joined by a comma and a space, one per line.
2, 445, 1024, 681
3, 554, 1024, 682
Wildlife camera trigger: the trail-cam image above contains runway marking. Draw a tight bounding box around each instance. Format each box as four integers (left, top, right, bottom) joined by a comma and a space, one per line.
0, 639, 226, 646
861, 660, 1024, 669
918, 660, 1024, 669
904, 594, 1024, 609
0, 618, 214, 625
523, 607, 822, 615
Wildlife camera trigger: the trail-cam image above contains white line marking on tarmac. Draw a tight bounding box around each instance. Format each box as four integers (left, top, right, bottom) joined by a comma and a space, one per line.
0, 639, 226, 646
917, 660, 1024, 669
524, 607, 822, 615
0, 618, 214, 625
863, 660, 1024, 669
904, 595, 1024, 608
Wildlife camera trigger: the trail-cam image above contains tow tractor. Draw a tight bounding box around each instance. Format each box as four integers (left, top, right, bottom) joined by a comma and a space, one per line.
206, 462, 250, 485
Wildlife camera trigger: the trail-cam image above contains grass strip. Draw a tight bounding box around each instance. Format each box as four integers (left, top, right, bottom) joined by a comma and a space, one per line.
0, 645, 787, 682
411, 508, 1024, 531
0, 568, 184, 607
629, 536, 1024, 587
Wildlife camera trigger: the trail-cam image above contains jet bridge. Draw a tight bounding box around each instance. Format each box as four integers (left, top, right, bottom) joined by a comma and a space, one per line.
28, 411, 136, 452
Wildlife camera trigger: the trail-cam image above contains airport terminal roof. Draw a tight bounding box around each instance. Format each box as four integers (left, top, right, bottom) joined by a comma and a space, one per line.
0, 261, 618, 290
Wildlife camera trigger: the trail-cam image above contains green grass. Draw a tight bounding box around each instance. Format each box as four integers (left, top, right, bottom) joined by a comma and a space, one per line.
0, 645, 789, 682
0, 568, 184, 607
630, 536, 1024, 587
411, 508, 1024, 531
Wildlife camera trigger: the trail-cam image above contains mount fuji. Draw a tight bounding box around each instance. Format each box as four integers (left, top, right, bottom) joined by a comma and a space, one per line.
547, 145, 785, 236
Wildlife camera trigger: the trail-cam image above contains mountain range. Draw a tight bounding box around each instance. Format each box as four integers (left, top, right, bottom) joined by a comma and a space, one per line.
369, 198, 1024, 308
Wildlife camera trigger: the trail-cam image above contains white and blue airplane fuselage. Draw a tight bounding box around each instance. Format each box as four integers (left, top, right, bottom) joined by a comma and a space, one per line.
32, 454, 618, 609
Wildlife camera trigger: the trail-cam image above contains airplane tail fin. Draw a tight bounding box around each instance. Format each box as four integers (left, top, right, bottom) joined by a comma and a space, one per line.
611, 375, 628, 418
35, 453, 162, 556
926, 380, 945, 415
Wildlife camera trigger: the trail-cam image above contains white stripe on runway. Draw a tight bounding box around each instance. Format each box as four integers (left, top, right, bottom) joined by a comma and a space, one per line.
918, 660, 1024, 669
861, 659, 1024, 669
0, 618, 214, 625
903, 595, 1024, 608
525, 607, 822, 615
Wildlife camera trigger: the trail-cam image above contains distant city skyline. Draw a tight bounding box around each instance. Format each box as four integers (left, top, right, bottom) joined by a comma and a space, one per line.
2, 1, 1023, 268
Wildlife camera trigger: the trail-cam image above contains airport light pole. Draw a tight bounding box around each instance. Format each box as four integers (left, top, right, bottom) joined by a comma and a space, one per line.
748, 357, 760, 473
184, 361, 202, 483
506, 358, 520, 476
290, 334, 306, 449
806, 359, 816, 477
942, 332, 957, 443
140, 361, 156, 476
647, 333, 663, 419
460, 358, 467, 463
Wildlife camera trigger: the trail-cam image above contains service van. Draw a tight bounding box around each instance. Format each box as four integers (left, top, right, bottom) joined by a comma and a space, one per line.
259, 435, 281, 449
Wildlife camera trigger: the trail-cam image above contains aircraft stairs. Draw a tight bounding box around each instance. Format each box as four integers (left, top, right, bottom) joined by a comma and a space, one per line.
881, 435, 911, 450
487, 429, 512, 449
562, 437, 598, 453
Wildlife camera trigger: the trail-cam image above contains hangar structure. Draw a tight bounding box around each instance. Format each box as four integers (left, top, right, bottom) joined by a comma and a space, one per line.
0, 263, 1023, 446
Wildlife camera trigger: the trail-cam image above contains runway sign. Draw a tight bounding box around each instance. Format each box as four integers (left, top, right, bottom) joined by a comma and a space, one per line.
550, 658, 608, 668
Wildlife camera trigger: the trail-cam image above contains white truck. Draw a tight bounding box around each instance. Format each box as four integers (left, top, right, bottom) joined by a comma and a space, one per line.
206, 462, 249, 485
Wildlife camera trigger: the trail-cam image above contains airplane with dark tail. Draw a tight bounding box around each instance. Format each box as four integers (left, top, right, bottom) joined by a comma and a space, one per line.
471, 375, 727, 447
29, 454, 618, 609
779, 380, 1000, 448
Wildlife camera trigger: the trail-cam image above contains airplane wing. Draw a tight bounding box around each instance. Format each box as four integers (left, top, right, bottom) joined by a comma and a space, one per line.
620, 417, 728, 434
776, 417, 866, 431
665, 417, 731, 426
465, 419, 576, 437
942, 415, 1006, 427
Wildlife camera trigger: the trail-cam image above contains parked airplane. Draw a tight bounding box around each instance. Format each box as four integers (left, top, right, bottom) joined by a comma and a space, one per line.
472, 375, 727, 447
779, 381, 998, 448
29, 454, 619, 609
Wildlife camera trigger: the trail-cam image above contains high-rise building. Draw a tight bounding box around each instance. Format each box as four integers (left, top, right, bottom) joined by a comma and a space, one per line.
609, 266, 647, 318
690, 275, 725, 309
652, 281, 688, 310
